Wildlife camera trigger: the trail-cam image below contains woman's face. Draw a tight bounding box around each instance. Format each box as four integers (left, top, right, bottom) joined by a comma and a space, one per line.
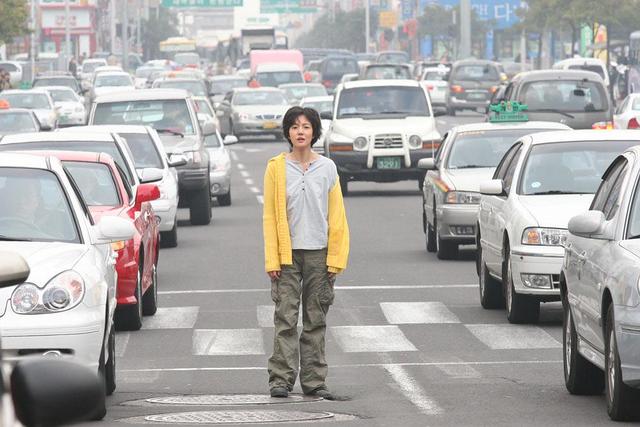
289, 115, 314, 150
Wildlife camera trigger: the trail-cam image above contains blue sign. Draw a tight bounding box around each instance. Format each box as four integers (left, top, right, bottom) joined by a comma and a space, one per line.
485, 29, 494, 59
421, 36, 433, 57
402, 0, 414, 20
421, 0, 523, 30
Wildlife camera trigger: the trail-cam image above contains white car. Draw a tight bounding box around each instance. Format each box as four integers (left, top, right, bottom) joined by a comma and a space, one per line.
79, 58, 108, 83
0, 89, 58, 129
0, 152, 134, 397
205, 130, 237, 206
419, 67, 449, 110
562, 144, 640, 421
300, 95, 334, 156
62, 125, 182, 247
91, 71, 135, 100
552, 57, 610, 87
41, 86, 86, 126
613, 92, 640, 129
325, 79, 442, 195
476, 130, 640, 323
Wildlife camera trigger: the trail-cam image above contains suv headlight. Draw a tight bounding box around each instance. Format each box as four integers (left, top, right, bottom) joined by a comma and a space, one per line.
408, 135, 422, 149
522, 227, 568, 246
11, 270, 85, 314
212, 155, 230, 172
237, 112, 251, 121
183, 150, 202, 165
353, 136, 368, 150
445, 191, 480, 204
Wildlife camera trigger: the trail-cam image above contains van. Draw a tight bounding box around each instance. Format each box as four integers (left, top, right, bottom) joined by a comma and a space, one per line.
319, 55, 359, 94
255, 63, 304, 87
552, 57, 609, 87
446, 59, 503, 115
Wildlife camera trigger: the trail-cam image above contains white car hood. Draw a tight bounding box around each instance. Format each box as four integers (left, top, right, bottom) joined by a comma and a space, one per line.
518, 194, 594, 228
233, 105, 288, 116
444, 167, 495, 192
332, 116, 438, 139
94, 86, 134, 96
55, 101, 82, 111
157, 134, 200, 154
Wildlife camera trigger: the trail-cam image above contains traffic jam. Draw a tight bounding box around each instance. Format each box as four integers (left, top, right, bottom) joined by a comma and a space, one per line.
3, 4, 640, 425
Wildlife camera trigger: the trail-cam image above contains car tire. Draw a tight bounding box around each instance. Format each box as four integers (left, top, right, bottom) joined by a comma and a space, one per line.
218, 189, 232, 206
425, 211, 436, 253
447, 106, 456, 116
563, 301, 604, 395
142, 263, 158, 316
161, 222, 178, 248
504, 243, 540, 324
478, 241, 504, 309
115, 268, 143, 331
605, 304, 640, 421
436, 225, 458, 260
339, 174, 349, 197
104, 324, 116, 396
189, 183, 212, 225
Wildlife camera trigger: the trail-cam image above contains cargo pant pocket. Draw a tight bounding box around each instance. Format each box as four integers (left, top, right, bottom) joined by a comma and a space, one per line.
271, 279, 280, 303
318, 274, 335, 306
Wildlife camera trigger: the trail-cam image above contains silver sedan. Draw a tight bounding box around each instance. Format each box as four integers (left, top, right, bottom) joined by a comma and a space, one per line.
205, 130, 237, 206
216, 88, 289, 139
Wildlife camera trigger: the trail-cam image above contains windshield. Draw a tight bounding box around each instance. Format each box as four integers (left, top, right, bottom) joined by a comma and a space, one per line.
211, 79, 247, 94
233, 91, 287, 106
156, 80, 206, 96
452, 64, 499, 81
0, 113, 37, 133
364, 65, 411, 80
447, 129, 551, 169
95, 75, 132, 87
64, 161, 121, 206
282, 85, 327, 101
195, 99, 214, 116
33, 78, 78, 91
0, 93, 50, 109
632, 98, 640, 111
93, 99, 196, 135
519, 141, 640, 195
377, 52, 409, 64
174, 53, 200, 65
337, 86, 430, 118
324, 58, 359, 76
136, 67, 162, 78
256, 71, 303, 87
0, 63, 18, 72
81, 61, 105, 73
301, 100, 333, 114
48, 89, 77, 103
119, 133, 164, 169
0, 168, 79, 243
568, 64, 605, 79
423, 71, 448, 81
521, 80, 607, 112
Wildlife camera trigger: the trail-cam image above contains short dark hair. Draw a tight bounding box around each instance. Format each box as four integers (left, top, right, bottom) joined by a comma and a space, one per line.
282, 106, 322, 147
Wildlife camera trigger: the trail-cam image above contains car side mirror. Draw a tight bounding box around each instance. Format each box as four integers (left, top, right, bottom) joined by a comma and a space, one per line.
0, 251, 30, 288
93, 216, 136, 244
138, 167, 164, 183
433, 109, 446, 117
39, 122, 53, 132
479, 179, 504, 196
135, 183, 161, 208
168, 153, 188, 167
568, 210, 606, 238
417, 158, 436, 170
320, 111, 333, 120
223, 135, 238, 145
11, 358, 105, 426
202, 120, 217, 136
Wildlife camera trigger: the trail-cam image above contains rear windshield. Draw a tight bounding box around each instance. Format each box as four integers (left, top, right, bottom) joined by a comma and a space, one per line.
0, 112, 37, 133
520, 80, 607, 112
48, 89, 77, 103
423, 71, 448, 81
364, 66, 411, 80
211, 79, 247, 94
452, 64, 499, 81
81, 61, 106, 73
33, 78, 79, 91
0, 93, 50, 109
323, 58, 359, 76
568, 64, 605, 79
119, 132, 164, 169
377, 52, 409, 64
156, 80, 206, 96
0, 63, 18, 72
64, 161, 121, 206
256, 71, 303, 87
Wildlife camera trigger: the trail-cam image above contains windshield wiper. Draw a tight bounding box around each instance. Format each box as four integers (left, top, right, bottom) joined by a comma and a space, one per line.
453, 164, 493, 169
378, 110, 410, 115
530, 190, 590, 195
0, 235, 31, 242
156, 128, 184, 138
528, 109, 575, 119
338, 112, 364, 118
628, 235, 640, 240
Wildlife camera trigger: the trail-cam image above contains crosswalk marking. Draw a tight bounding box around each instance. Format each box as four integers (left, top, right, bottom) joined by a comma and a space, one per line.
384, 365, 443, 415
193, 329, 265, 355
119, 371, 161, 384
142, 307, 199, 330
115, 332, 130, 357
380, 302, 461, 324
330, 326, 417, 352
256, 305, 302, 328
465, 324, 562, 350
435, 357, 482, 379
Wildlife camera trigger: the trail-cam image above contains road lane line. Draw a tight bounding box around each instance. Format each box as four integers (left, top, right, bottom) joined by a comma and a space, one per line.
236, 163, 245, 170
230, 151, 238, 161
240, 170, 250, 178
257, 305, 301, 327
193, 329, 265, 355
436, 356, 482, 379
465, 324, 562, 350
256, 195, 264, 204
119, 359, 562, 373
115, 332, 130, 357
331, 325, 417, 352
158, 284, 477, 295
380, 302, 461, 324
245, 178, 254, 186
249, 186, 260, 194
141, 306, 199, 330
384, 364, 443, 415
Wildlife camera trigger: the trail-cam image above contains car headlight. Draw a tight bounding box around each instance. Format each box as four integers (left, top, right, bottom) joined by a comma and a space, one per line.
353, 136, 368, 150
11, 270, 85, 314
183, 150, 202, 165
212, 156, 230, 172
445, 191, 481, 204
238, 112, 251, 121
408, 135, 422, 149
522, 227, 568, 246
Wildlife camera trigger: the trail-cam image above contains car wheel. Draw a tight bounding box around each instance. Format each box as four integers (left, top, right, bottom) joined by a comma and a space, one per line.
504, 243, 540, 324
436, 224, 458, 260
115, 268, 143, 331
339, 173, 349, 197
563, 301, 603, 395
104, 324, 116, 396
478, 241, 504, 309
605, 304, 639, 421
142, 263, 158, 316
447, 106, 456, 116
425, 210, 436, 253
189, 182, 212, 225
161, 221, 178, 248
218, 189, 232, 206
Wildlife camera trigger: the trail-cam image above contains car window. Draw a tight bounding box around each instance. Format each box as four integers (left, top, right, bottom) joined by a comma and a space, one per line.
602, 164, 628, 220
256, 71, 304, 87
520, 80, 607, 112
616, 97, 629, 114
48, 89, 77, 103
364, 66, 411, 80
156, 80, 207, 96
434, 133, 448, 165
119, 133, 164, 169
33, 78, 79, 91
0, 93, 51, 109
592, 158, 627, 212
204, 132, 222, 148
211, 79, 247, 94
337, 86, 430, 118
233, 91, 287, 106
567, 64, 605, 79
422, 71, 448, 81
64, 161, 121, 206
0, 63, 18, 72
0, 112, 38, 132
95, 75, 133, 87
632, 97, 640, 111
323, 58, 359, 75
493, 142, 521, 180
301, 100, 332, 114
195, 99, 214, 116
502, 145, 522, 193
452, 64, 499, 81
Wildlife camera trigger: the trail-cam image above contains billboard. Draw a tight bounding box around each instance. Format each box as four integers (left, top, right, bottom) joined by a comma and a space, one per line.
162, 0, 243, 7
423, 0, 523, 30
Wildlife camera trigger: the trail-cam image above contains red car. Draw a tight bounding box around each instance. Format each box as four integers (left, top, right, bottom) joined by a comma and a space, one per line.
33, 150, 161, 331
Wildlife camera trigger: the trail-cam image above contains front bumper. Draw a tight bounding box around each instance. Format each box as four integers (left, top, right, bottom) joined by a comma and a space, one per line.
210, 169, 231, 196
331, 149, 435, 183
234, 119, 282, 136
436, 204, 478, 244
177, 167, 209, 193
58, 112, 85, 126
150, 198, 178, 232
615, 304, 640, 388
509, 245, 563, 299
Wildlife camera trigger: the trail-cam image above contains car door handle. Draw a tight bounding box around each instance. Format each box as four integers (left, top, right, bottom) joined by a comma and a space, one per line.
576, 251, 587, 263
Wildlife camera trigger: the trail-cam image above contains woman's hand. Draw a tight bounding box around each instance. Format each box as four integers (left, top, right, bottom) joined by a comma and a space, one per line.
328, 272, 337, 283
268, 270, 281, 281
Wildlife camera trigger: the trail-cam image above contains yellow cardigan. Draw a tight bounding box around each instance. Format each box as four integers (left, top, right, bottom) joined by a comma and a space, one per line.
263, 153, 350, 274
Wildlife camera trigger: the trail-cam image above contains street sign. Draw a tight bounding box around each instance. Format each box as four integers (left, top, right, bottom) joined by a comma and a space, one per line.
378, 11, 398, 29
401, 0, 413, 20
161, 0, 242, 7
260, 0, 317, 13
424, 0, 522, 30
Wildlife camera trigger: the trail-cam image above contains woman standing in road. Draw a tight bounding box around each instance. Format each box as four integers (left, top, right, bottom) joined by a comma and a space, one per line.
263, 106, 349, 400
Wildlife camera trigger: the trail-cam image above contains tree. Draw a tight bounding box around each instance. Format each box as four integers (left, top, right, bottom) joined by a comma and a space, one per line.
141, 8, 179, 60
295, 8, 377, 52
0, 0, 28, 45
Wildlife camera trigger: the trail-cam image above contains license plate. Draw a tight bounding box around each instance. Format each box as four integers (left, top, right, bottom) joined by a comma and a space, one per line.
376, 157, 402, 169
468, 92, 485, 100
263, 121, 278, 129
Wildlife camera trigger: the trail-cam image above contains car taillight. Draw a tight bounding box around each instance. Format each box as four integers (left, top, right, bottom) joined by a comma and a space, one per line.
490, 86, 499, 94
451, 85, 464, 93
592, 121, 613, 130
426, 84, 434, 91
629, 117, 640, 129
322, 80, 333, 88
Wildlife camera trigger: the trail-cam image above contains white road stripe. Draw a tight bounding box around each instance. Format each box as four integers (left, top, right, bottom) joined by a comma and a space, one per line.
257, 305, 302, 328
120, 371, 161, 384
245, 178, 254, 186
380, 302, 460, 324
236, 163, 245, 170
384, 364, 443, 415
115, 332, 130, 357
119, 359, 562, 373
158, 284, 476, 295
435, 356, 481, 379
256, 195, 264, 204
193, 329, 265, 355
240, 170, 250, 178
246, 148, 264, 153
230, 151, 239, 161
331, 325, 417, 353
465, 324, 562, 350
249, 187, 260, 194
141, 307, 199, 330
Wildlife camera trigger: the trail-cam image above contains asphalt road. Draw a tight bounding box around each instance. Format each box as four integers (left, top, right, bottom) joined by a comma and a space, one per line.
93, 111, 626, 426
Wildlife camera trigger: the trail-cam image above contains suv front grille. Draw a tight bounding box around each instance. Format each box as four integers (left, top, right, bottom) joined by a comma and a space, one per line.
374, 134, 403, 149
552, 274, 560, 289
256, 114, 282, 120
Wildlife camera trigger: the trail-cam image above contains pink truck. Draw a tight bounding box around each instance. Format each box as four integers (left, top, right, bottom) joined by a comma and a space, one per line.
249, 49, 303, 76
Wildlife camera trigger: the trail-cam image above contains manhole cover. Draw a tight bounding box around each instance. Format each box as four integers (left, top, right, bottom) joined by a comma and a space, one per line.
142, 410, 334, 424
144, 394, 321, 406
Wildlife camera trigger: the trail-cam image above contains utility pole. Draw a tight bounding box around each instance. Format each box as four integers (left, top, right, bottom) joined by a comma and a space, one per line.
122, 0, 129, 69
365, 0, 370, 53
110, 0, 116, 53
136, 0, 142, 55
65, 0, 72, 62
30, 0, 38, 82
520, 29, 526, 71
459, 0, 471, 59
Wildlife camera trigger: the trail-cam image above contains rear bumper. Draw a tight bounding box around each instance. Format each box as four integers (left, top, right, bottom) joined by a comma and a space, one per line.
436, 204, 478, 244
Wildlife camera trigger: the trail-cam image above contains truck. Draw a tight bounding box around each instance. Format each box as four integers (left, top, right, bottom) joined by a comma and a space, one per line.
241, 27, 276, 56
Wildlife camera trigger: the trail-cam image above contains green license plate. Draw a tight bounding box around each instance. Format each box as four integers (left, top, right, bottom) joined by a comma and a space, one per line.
376, 157, 402, 169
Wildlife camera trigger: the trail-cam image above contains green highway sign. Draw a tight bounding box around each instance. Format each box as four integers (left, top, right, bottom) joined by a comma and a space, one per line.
260, 0, 316, 13
162, 0, 242, 7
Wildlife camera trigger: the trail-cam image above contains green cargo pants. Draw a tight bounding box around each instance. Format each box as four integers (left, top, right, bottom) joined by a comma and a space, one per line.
268, 248, 335, 394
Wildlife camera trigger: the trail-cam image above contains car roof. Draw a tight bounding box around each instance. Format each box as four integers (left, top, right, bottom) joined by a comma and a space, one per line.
525, 130, 640, 146
554, 57, 605, 66
0, 152, 51, 169
21, 149, 104, 163
211, 75, 247, 81
233, 87, 283, 93
94, 88, 190, 102
0, 108, 36, 115
1, 131, 117, 144
300, 95, 333, 103
1, 89, 51, 96
62, 124, 151, 134
342, 79, 420, 89
512, 69, 605, 83
451, 121, 571, 133
38, 85, 77, 92
279, 83, 324, 88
